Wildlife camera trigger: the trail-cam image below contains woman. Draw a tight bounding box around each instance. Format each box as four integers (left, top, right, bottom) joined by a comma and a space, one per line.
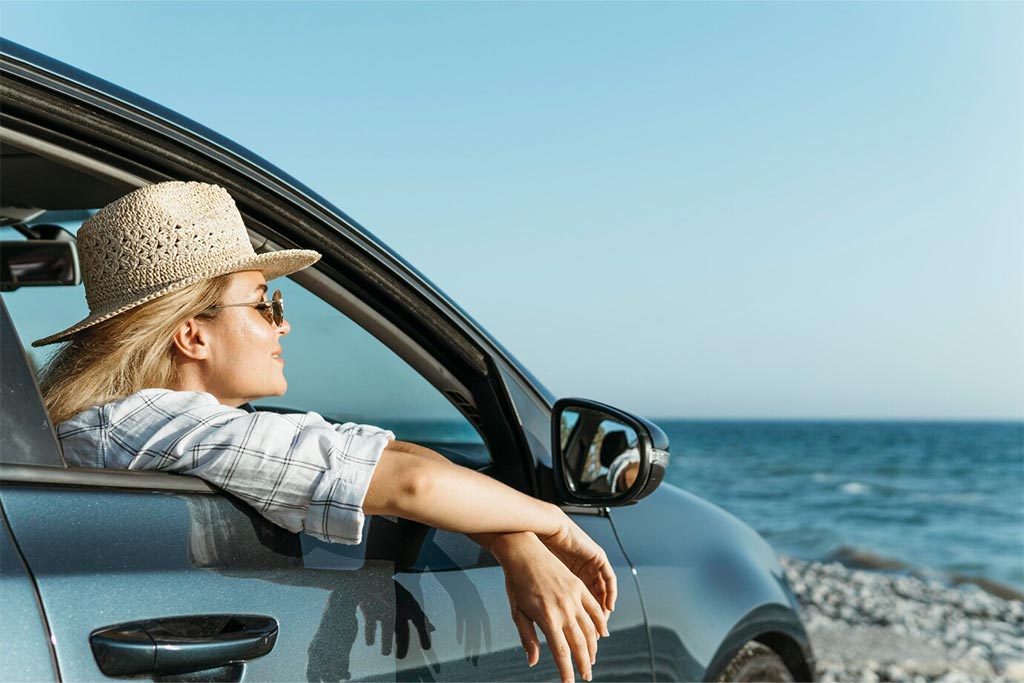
35, 181, 615, 683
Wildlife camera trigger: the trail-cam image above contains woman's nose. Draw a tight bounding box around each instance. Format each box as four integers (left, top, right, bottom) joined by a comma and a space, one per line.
278, 317, 291, 336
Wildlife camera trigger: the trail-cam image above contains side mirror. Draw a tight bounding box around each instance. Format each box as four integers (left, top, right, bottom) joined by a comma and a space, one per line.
551, 398, 670, 507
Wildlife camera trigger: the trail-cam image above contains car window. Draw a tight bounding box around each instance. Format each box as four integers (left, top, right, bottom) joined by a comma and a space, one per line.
2, 216, 489, 469
250, 278, 486, 452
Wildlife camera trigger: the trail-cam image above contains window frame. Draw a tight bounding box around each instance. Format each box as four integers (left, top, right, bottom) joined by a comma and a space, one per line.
0, 71, 545, 497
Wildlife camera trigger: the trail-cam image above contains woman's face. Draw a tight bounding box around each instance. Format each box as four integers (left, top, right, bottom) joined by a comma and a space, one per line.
199, 271, 291, 406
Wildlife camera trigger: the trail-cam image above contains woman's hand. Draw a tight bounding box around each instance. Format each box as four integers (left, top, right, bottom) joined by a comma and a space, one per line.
377, 441, 619, 615
538, 517, 618, 615
486, 532, 609, 683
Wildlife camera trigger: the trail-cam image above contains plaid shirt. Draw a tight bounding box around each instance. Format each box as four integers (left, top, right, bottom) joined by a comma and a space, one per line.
57, 389, 393, 545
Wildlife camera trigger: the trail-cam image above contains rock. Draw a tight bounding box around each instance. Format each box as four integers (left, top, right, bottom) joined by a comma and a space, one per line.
885, 664, 907, 682
994, 642, 1024, 659
860, 668, 880, 683
965, 644, 989, 659
777, 555, 1023, 682
1002, 660, 1024, 681
902, 659, 954, 679
973, 630, 997, 648
990, 619, 1021, 635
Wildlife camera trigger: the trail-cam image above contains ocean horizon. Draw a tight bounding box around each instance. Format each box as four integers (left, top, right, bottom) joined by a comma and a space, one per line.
653, 419, 1023, 593
379, 415, 1023, 592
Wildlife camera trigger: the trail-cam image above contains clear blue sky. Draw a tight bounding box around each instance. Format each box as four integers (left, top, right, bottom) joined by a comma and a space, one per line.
2, 1, 1021, 419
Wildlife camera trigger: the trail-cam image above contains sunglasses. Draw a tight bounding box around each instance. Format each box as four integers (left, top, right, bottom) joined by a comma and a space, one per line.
207, 289, 285, 326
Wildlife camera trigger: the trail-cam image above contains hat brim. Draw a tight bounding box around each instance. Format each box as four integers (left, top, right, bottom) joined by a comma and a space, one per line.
32, 249, 321, 347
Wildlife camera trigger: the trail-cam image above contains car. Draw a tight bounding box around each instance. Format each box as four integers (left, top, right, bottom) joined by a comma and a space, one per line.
0, 40, 814, 682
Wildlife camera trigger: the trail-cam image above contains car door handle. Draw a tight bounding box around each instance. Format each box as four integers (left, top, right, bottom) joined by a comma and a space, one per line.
90, 614, 278, 677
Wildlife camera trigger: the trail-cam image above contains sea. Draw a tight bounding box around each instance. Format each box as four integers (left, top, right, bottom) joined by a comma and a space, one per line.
654, 420, 1024, 593
390, 417, 1023, 593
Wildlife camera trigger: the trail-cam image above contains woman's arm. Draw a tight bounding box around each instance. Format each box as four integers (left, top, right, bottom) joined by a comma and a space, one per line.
363, 440, 564, 538
365, 440, 616, 682
368, 440, 616, 612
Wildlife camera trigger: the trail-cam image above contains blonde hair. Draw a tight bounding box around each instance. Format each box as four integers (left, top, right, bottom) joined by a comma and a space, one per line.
40, 275, 232, 425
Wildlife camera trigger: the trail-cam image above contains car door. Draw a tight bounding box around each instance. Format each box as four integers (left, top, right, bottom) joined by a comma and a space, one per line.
1, 270, 649, 682
0, 490, 57, 682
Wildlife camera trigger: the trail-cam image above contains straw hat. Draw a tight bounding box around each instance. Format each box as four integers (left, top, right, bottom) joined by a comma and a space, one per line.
32, 181, 321, 347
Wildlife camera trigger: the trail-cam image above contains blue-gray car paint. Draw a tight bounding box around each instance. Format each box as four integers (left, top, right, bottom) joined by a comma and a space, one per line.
0, 483, 651, 682
610, 486, 813, 681
0, 40, 813, 681
0, 510, 58, 682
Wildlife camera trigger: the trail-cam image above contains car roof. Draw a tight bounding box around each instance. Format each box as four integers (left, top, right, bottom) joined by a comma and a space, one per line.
0, 41, 375, 251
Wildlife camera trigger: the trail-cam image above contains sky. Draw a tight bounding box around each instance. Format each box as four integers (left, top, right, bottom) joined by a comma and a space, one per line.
1, 1, 1021, 420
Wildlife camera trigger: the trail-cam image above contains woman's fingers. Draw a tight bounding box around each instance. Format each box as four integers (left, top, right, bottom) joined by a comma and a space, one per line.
511, 608, 541, 667
537, 619, 577, 683
582, 587, 609, 638
542, 519, 619, 615
577, 613, 599, 667
585, 549, 615, 613
588, 547, 616, 613
492, 531, 613, 680
593, 571, 608, 608
563, 619, 593, 681
602, 559, 618, 612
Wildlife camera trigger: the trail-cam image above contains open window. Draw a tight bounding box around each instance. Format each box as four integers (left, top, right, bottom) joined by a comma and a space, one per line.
0, 135, 492, 473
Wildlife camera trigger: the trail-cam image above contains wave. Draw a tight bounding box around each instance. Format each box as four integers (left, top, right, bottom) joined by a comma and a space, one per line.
907, 491, 991, 505
832, 481, 996, 505
836, 480, 907, 496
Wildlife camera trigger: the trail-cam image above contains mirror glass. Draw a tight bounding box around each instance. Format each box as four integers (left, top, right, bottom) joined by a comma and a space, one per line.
560, 407, 641, 497
0, 240, 80, 290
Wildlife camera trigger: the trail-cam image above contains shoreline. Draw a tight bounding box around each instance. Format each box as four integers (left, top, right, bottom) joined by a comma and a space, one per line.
818, 545, 1024, 602
781, 555, 1024, 682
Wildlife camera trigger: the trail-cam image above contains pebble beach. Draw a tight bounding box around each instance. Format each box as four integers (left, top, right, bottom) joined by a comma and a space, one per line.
781, 555, 1024, 682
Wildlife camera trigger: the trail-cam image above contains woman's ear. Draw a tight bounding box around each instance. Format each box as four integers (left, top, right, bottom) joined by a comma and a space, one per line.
171, 318, 210, 361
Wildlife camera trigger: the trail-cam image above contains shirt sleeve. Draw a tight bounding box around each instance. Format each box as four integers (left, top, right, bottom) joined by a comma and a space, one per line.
104, 391, 393, 545
606, 447, 641, 493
